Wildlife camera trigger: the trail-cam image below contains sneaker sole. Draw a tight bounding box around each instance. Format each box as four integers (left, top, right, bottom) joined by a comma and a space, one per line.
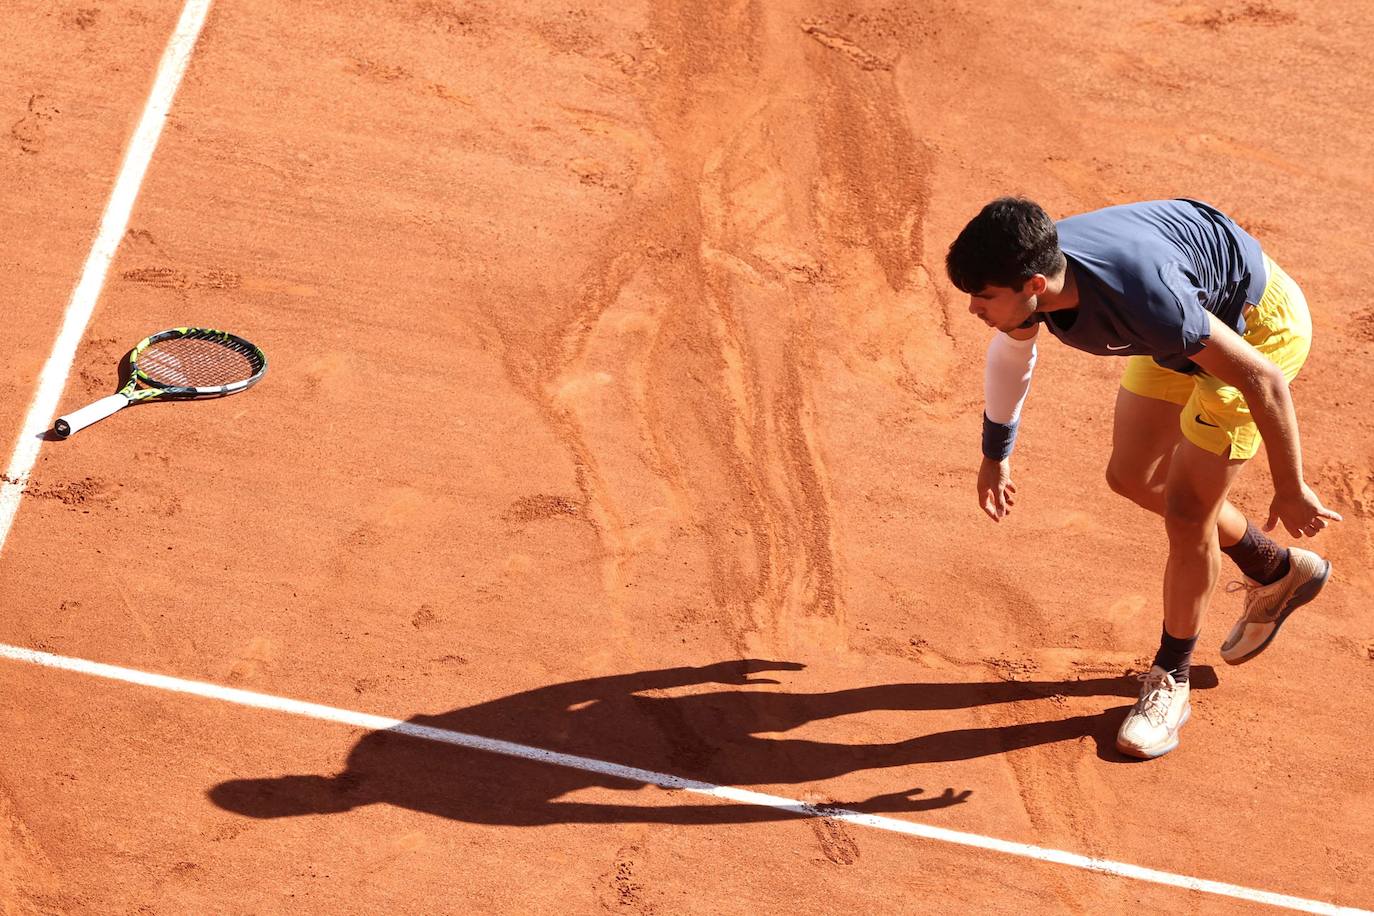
1222, 559, 1332, 666
1116, 704, 1191, 760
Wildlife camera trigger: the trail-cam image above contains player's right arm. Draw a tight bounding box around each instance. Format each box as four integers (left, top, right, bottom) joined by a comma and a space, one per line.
978, 323, 1039, 521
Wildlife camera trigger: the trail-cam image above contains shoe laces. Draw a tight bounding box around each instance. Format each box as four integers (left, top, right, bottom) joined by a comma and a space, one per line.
1224, 579, 1258, 594
1133, 670, 1177, 727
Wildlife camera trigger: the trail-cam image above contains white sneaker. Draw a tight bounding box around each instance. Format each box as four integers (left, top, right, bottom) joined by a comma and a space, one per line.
1116, 666, 1191, 759
1220, 547, 1331, 665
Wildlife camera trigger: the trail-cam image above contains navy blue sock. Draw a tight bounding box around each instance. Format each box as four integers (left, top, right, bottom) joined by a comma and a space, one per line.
1221, 522, 1291, 585
1152, 626, 1199, 684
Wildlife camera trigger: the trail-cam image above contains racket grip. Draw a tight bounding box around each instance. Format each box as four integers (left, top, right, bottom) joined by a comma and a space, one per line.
54, 394, 131, 438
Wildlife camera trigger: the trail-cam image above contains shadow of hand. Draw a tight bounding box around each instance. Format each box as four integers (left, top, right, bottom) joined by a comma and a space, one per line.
694, 659, 807, 686
839, 786, 974, 813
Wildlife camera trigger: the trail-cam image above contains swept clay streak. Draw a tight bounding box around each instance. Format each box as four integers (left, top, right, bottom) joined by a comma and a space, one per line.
626, 0, 780, 647
779, 348, 841, 622
625, 0, 955, 655
0, 778, 57, 911
487, 0, 922, 650
540, 242, 647, 591
814, 51, 930, 294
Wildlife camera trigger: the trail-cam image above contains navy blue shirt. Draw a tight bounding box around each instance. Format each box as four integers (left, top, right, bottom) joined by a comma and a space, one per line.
1028, 199, 1267, 373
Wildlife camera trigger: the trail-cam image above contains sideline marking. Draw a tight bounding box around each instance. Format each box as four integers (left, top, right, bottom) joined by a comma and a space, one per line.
0, 0, 214, 556
1, 643, 1366, 916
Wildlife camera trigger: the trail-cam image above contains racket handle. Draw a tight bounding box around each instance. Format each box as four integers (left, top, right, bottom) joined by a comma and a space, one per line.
54, 394, 131, 438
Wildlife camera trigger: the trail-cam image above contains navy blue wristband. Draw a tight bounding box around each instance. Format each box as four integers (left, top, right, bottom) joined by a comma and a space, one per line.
982, 413, 1018, 461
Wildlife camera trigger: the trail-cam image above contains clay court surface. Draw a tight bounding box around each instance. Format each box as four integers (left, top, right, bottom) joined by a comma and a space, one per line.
2, 0, 1373, 912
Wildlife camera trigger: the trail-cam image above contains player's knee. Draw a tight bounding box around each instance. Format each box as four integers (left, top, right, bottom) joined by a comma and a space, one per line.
1105, 461, 1149, 504
1163, 489, 1215, 535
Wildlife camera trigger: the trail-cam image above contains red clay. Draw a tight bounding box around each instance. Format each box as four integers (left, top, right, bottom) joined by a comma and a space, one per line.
2, 0, 1372, 912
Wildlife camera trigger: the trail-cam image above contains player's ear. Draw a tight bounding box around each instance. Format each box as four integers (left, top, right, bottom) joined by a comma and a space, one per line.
1026, 274, 1048, 295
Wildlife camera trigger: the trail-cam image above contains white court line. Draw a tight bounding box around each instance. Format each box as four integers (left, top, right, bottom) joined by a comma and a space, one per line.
1, 643, 1366, 916
0, 0, 214, 556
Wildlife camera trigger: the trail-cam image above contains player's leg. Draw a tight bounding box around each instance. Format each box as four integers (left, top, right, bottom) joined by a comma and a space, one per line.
1108, 364, 1282, 579
1200, 256, 1328, 664
1107, 367, 1249, 541
1160, 438, 1247, 644
1116, 437, 1244, 759
1104, 385, 1180, 513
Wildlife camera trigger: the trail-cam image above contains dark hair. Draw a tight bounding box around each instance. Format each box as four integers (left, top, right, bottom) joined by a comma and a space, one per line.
945, 197, 1066, 293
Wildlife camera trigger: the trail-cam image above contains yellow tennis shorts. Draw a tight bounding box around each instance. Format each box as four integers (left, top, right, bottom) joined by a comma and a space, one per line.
1120, 255, 1312, 460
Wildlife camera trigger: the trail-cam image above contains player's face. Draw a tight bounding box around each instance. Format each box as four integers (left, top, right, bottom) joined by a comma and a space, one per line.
967, 279, 1041, 333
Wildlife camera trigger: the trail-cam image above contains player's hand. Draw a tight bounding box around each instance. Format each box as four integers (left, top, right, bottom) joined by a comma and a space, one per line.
1265, 482, 1343, 538
977, 457, 1016, 522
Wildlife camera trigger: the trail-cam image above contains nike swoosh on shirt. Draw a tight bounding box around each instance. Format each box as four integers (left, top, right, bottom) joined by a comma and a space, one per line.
1107, 344, 1131, 351
1195, 414, 1220, 428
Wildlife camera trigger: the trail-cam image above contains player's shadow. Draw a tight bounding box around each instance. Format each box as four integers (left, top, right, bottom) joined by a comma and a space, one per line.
209, 660, 1218, 826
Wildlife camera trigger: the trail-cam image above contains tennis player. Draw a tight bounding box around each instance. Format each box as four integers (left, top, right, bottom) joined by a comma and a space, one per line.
946, 197, 1341, 759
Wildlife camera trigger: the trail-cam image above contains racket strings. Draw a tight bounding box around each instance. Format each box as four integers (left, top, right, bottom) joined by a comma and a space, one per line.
138, 337, 262, 388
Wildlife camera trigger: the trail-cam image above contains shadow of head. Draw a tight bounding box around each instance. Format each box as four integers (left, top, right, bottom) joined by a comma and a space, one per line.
210, 775, 361, 818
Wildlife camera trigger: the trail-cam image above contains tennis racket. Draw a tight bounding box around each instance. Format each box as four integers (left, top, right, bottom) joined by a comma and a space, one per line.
54, 327, 267, 438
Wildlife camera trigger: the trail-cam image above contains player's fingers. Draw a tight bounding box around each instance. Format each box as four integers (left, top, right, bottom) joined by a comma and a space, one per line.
1319, 507, 1344, 522
981, 493, 998, 522
1004, 481, 1016, 495
997, 487, 1014, 515
1263, 508, 1279, 532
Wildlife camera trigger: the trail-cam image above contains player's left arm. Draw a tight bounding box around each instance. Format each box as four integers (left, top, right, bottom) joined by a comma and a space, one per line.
1188, 313, 1342, 537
